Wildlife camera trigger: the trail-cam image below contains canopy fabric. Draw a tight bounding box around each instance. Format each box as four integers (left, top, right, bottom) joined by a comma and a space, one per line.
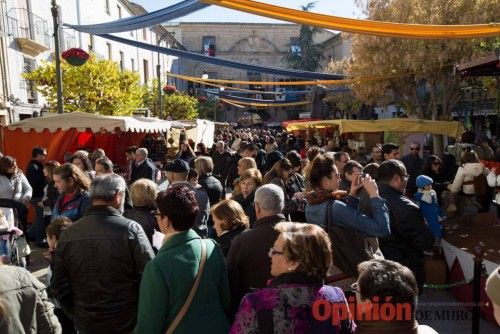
165, 72, 346, 86
97, 34, 343, 80
219, 98, 309, 108
284, 118, 460, 137
7, 112, 171, 133
65, 0, 208, 34
201, 0, 500, 39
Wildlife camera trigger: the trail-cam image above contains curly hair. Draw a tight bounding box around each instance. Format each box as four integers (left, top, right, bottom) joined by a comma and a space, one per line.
275, 222, 332, 280
156, 185, 199, 231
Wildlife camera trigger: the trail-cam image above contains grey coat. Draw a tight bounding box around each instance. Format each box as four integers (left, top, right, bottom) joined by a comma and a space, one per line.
0, 173, 32, 202
0, 265, 61, 334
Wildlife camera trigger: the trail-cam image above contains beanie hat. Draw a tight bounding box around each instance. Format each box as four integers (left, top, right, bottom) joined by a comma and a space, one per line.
416, 175, 433, 189
486, 267, 500, 306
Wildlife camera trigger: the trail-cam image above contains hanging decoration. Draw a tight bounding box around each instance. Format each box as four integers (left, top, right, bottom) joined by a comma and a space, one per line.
200, 0, 500, 39
61, 48, 90, 66
65, 0, 209, 34
162, 84, 177, 94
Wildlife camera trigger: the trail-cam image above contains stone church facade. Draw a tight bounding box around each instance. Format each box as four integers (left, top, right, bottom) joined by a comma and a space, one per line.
167, 22, 322, 123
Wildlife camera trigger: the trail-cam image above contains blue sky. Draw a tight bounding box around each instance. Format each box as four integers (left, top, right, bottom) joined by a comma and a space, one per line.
133, 0, 363, 23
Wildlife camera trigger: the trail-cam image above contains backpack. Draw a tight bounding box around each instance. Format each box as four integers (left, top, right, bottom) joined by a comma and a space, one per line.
325, 201, 382, 277
473, 174, 488, 195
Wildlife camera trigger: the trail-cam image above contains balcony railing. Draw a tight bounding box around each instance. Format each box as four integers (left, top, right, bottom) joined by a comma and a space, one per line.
6, 7, 51, 49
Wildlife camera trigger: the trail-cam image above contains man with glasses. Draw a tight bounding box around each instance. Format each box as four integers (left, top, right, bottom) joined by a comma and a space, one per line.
401, 142, 424, 196
374, 160, 434, 294
26, 146, 48, 246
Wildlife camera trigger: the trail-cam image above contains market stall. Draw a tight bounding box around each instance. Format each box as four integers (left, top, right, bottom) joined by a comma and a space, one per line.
1, 112, 171, 171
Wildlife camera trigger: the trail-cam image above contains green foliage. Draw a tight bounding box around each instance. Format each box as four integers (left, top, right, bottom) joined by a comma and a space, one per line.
283, 2, 324, 72
163, 93, 198, 120
325, 59, 363, 118
23, 55, 144, 115
197, 96, 224, 121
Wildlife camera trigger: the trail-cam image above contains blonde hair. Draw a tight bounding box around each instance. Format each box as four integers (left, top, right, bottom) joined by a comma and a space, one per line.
130, 179, 158, 207
238, 157, 257, 173
275, 222, 332, 280
211, 199, 249, 231
194, 156, 214, 176
239, 168, 262, 185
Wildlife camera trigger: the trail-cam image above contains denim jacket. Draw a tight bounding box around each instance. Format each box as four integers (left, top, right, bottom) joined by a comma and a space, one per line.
305, 196, 391, 237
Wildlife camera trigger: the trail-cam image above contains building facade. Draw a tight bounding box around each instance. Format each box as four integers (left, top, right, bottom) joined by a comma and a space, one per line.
167, 22, 337, 123
0, 0, 177, 125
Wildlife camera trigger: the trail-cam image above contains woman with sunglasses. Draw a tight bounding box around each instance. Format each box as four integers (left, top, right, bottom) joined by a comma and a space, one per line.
231, 222, 355, 333
420, 155, 457, 215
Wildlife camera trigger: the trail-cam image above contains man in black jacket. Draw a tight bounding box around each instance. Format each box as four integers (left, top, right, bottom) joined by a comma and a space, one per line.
26, 146, 47, 245
130, 147, 156, 184
211, 141, 232, 188
227, 184, 286, 316
376, 160, 434, 294
49, 174, 154, 334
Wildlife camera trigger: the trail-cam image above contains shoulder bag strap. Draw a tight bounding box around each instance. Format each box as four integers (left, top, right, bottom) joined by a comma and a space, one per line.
165, 239, 207, 334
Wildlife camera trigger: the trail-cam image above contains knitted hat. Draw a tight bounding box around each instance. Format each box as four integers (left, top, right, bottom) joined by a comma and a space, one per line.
486, 267, 500, 306
416, 175, 433, 189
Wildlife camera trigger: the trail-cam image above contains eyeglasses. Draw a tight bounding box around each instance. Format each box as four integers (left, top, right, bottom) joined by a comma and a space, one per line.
268, 248, 284, 256
410, 147, 420, 151
400, 174, 410, 181
351, 282, 360, 293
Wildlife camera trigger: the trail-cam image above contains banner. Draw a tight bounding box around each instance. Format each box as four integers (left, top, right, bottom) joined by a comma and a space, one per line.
65, 0, 208, 34
201, 0, 500, 39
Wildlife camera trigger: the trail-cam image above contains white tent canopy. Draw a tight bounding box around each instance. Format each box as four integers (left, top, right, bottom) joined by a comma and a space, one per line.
7, 112, 172, 133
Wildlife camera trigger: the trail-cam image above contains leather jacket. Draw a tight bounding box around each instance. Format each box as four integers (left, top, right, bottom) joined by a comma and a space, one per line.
49, 205, 155, 334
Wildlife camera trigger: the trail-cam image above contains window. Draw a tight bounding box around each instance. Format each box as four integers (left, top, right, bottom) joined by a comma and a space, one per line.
202, 36, 216, 56
23, 57, 37, 104
106, 42, 112, 60
119, 51, 124, 71
131, 58, 135, 72
142, 29, 148, 41
143, 59, 149, 83
88, 34, 95, 51
290, 37, 301, 55
105, 0, 110, 15
117, 5, 122, 19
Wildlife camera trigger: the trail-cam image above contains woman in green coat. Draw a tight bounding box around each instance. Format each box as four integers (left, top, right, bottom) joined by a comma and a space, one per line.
135, 185, 230, 334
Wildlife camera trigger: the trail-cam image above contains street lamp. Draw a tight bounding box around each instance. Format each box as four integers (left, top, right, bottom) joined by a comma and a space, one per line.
51, 0, 63, 114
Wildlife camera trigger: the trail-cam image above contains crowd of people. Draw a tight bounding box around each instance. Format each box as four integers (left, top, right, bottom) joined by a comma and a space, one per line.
0, 125, 499, 333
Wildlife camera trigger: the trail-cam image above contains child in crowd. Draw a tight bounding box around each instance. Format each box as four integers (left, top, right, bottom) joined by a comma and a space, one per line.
0, 209, 10, 262
45, 216, 75, 333
415, 175, 446, 254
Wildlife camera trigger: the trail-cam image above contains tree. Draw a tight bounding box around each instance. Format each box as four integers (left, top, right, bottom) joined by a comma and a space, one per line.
343, 0, 498, 154
325, 58, 363, 119
163, 93, 198, 120
197, 96, 224, 121
283, 2, 325, 71
23, 55, 144, 115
